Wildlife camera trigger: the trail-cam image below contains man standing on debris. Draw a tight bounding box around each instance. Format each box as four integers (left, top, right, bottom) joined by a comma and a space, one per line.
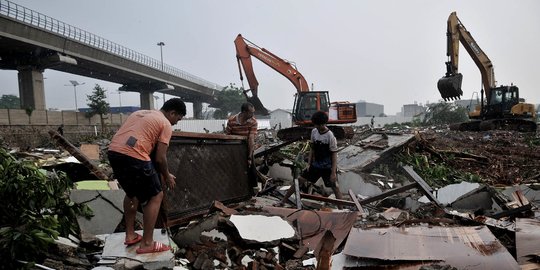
276, 111, 343, 207
57, 124, 64, 136
371, 115, 375, 129
225, 102, 258, 159
107, 98, 185, 254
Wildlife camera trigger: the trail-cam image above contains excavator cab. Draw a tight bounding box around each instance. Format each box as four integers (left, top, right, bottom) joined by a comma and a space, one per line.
483, 85, 520, 118
292, 91, 330, 124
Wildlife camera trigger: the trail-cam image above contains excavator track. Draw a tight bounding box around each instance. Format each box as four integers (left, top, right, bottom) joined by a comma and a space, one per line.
277, 126, 354, 141
450, 119, 537, 132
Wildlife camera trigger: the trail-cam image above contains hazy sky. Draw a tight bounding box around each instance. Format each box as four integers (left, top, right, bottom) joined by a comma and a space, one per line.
1, 0, 539, 116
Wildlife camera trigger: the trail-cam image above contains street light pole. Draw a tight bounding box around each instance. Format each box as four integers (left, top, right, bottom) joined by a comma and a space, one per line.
65, 80, 85, 111
117, 90, 122, 107
157, 41, 165, 105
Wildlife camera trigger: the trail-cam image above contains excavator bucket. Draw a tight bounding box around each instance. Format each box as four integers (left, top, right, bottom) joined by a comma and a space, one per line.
437, 74, 463, 101
246, 96, 270, 116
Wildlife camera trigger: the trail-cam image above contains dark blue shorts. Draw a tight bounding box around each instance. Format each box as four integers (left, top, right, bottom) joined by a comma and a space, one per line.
107, 151, 162, 204
301, 166, 336, 188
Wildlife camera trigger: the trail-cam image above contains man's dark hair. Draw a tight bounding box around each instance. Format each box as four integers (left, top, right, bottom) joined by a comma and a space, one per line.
161, 98, 186, 116
311, 111, 329, 125
241, 102, 254, 113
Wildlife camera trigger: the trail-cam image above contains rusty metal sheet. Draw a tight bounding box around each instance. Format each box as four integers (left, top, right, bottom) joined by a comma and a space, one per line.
343, 225, 519, 269
262, 207, 357, 251
165, 133, 253, 221
516, 218, 540, 265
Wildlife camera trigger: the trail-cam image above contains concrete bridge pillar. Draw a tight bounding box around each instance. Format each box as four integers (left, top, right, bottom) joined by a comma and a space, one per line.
193, 102, 203, 119
18, 67, 46, 110
140, 91, 156, 110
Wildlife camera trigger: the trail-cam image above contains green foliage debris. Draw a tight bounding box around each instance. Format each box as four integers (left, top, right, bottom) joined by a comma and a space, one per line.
0, 147, 92, 268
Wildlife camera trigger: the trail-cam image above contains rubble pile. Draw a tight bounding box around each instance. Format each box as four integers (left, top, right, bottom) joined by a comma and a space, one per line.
1, 128, 539, 269
407, 129, 540, 186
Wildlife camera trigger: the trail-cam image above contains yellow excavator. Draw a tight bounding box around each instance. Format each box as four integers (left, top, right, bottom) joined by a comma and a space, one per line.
437, 12, 537, 132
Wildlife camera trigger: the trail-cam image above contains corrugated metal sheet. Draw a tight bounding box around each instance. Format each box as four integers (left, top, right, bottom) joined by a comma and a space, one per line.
165, 132, 254, 222
343, 225, 519, 269
516, 218, 540, 265
262, 207, 357, 251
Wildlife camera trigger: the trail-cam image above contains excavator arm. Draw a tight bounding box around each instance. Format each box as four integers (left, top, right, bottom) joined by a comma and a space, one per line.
234, 34, 309, 114
438, 12, 496, 101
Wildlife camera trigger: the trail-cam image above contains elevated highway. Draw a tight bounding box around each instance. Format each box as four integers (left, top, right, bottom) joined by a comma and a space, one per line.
0, 0, 222, 117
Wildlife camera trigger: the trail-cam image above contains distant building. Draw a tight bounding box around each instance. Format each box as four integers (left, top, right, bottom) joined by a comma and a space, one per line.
401, 103, 426, 117
356, 101, 384, 117
454, 99, 479, 112
269, 109, 292, 129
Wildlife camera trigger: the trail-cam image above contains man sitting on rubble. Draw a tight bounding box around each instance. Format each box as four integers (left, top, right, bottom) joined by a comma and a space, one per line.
107, 98, 185, 254
275, 111, 343, 208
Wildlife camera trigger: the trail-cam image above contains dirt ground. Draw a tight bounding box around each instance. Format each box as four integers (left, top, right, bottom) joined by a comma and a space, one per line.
407, 129, 540, 186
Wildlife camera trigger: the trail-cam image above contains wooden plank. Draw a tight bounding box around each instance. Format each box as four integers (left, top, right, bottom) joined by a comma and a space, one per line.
299, 193, 355, 207
357, 182, 418, 205
254, 137, 302, 158
348, 189, 365, 214
48, 130, 109, 180
402, 165, 443, 207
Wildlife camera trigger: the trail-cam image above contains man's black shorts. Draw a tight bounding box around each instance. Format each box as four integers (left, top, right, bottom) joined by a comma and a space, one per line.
300, 166, 336, 188
107, 151, 162, 204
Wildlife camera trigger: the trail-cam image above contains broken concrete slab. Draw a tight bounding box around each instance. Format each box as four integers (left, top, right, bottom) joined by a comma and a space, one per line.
100, 229, 174, 270
173, 214, 221, 247
419, 181, 481, 205
338, 171, 383, 198
229, 214, 296, 243
69, 189, 125, 237
343, 225, 519, 269
449, 188, 498, 213
268, 162, 295, 182
337, 134, 414, 171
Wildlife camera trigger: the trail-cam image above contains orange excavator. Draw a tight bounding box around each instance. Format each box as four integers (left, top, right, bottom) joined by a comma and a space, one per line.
234, 34, 357, 140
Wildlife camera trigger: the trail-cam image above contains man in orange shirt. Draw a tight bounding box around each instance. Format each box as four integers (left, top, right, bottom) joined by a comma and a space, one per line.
107, 98, 185, 254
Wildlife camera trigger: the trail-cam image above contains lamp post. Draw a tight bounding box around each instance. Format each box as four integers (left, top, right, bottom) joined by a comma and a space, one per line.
153, 95, 160, 109
65, 80, 85, 111
157, 41, 166, 103
116, 90, 122, 108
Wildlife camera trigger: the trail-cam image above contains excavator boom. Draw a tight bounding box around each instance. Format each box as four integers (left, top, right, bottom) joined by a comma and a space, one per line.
438, 12, 496, 101
235, 34, 309, 114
